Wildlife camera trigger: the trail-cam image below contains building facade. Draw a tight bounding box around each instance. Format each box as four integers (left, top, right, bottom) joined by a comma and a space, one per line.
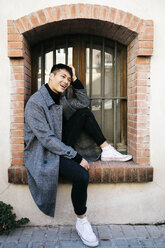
0, 0, 165, 225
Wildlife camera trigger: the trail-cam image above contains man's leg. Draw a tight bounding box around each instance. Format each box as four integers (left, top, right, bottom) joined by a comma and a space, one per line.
63, 108, 132, 162
59, 157, 89, 215
63, 108, 106, 147
59, 157, 99, 247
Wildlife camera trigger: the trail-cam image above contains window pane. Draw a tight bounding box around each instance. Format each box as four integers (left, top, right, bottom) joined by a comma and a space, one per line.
68, 47, 73, 65
37, 56, 41, 89
103, 99, 114, 143
91, 99, 102, 128
45, 51, 53, 83
116, 99, 121, 144
104, 50, 113, 97
56, 48, 65, 64
86, 48, 90, 95
92, 49, 101, 97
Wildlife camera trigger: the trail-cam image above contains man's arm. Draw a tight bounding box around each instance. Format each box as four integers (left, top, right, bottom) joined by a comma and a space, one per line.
25, 100, 77, 159
67, 65, 90, 109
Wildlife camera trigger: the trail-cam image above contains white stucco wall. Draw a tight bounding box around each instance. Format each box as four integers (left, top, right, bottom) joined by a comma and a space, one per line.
0, 0, 165, 225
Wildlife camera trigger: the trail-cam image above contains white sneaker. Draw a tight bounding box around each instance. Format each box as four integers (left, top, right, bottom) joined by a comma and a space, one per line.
101, 145, 132, 162
76, 216, 99, 247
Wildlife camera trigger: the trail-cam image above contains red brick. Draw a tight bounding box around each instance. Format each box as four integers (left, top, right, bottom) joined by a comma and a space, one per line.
115, 10, 125, 25
77, 3, 84, 18
14, 19, 25, 33
11, 130, 24, 137
11, 158, 24, 166
95, 168, 102, 183
93, 5, 100, 19
89, 168, 95, 183
11, 144, 24, 151
45, 7, 55, 22
70, 4, 77, 19
37, 10, 47, 25
11, 123, 24, 130
11, 94, 24, 101
85, 4, 92, 19
100, 6, 109, 21
7, 20, 14, 26
8, 50, 24, 57
8, 42, 23, 50
29, 13, 40, 28
11, 151, 23, 159
54, 6, 61, 21
11, 116, 24, 123
123, 12, 133, 27
10, 59, 24, 66
8, 34, 23, 42
108, 7, 117, 23
8, 27, 18, 34
110, 168, 117, 183
102, 168, 110, 183
147, 167, 153, 182
129, 16, 140, 31
117, 167, 125, 183
11, 101, 24, 109
8, 167, 15, 183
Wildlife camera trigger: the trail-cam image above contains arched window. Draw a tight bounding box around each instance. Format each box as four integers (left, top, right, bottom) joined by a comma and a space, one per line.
32, 35, 127, 152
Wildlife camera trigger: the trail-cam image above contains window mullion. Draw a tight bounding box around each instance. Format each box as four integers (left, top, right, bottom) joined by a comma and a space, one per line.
53, 40, 56, 64
65, 38, 68, 65
101, 38, 105, 130
113, 41, 117, 148
41, 44, 45, 85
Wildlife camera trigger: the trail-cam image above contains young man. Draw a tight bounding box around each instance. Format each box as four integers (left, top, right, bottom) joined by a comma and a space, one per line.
24, 64, 132, 247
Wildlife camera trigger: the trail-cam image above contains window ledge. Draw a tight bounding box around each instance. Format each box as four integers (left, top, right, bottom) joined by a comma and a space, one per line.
8, 161, 153, 184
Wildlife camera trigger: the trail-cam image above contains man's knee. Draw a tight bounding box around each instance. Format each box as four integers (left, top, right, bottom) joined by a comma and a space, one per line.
73, 169, 89, 185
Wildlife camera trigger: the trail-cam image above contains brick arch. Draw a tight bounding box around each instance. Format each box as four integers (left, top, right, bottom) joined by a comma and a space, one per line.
8, 4, 154, 177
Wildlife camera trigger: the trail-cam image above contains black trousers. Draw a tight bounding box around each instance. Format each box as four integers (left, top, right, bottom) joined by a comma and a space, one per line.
59, 108, 106, 215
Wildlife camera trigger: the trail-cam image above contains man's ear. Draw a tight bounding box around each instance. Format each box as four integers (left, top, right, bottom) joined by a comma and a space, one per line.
49, 73, 54, 80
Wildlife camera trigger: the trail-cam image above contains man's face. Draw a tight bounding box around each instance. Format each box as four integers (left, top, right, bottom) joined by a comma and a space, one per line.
48, 69, 72, 94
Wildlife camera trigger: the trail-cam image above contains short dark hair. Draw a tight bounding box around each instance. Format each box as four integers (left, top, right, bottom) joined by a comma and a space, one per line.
50, 64, 73, 78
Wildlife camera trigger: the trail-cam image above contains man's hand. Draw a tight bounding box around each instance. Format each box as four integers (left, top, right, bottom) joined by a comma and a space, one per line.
80, 158, 89, 171
68, 65, 77, 82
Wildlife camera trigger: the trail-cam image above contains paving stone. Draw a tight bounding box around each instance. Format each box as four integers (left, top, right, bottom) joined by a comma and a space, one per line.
139, 239, 156, 247
157, 225, 165, 238
59, 226, 72, 241
70, 228, 80, 240
113, 239, 128, 247
146, 225, 161, 238
154, 238, 165, 248
122, 225, 137, 238
16, 243, 28, 248
44, 241, 58, 248
97, 225, 112, 239
134, 226, 150, 239
109, 225, 125, 239
126, 239, 141, 247
45, 228, 58, 241
99, 240, 113, 247
3, 242, 18, 248
32, 230, 46, 242
59, 240, 84, 247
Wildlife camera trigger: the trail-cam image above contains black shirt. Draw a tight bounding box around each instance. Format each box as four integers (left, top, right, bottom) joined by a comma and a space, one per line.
45, 82, 83, 164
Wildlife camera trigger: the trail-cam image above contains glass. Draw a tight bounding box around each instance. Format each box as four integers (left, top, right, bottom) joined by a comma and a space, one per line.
91, 99, 102, 129
37, 56, 41, 89
68, 47, 73, 65
92, 48, 101, 97
104, 49, 113, 97
56, 48, 65, 64
86, 48, 90, 95
103, 99, 114, 143
45, 51, 53, 83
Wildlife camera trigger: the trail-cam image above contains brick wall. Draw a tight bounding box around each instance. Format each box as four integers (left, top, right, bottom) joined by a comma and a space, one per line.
7, 4, 154, 182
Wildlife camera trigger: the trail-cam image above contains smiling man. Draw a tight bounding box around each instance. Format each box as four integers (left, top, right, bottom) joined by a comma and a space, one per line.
24, 63, 132, 247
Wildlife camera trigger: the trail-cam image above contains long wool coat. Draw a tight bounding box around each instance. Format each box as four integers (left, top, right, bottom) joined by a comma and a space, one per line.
23, 84, 90, 217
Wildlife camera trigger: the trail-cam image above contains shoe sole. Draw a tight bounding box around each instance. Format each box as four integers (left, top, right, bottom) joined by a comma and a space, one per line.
76, 229, 99, 247
101, 156, 132, 162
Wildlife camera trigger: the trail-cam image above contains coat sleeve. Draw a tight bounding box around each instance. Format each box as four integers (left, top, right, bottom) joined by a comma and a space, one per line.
25, 100, 77, 159
67, 79, 90, 109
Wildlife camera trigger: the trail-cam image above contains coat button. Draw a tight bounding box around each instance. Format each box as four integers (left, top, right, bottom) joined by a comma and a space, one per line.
44, 160, 47, 164
67, 151, 70, 155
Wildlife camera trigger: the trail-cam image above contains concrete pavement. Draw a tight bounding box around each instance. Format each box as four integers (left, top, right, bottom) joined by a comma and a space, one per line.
0, 224, 165, 248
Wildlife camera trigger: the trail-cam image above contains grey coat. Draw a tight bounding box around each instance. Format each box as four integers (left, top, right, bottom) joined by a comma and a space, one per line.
23, 85, 90, 217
